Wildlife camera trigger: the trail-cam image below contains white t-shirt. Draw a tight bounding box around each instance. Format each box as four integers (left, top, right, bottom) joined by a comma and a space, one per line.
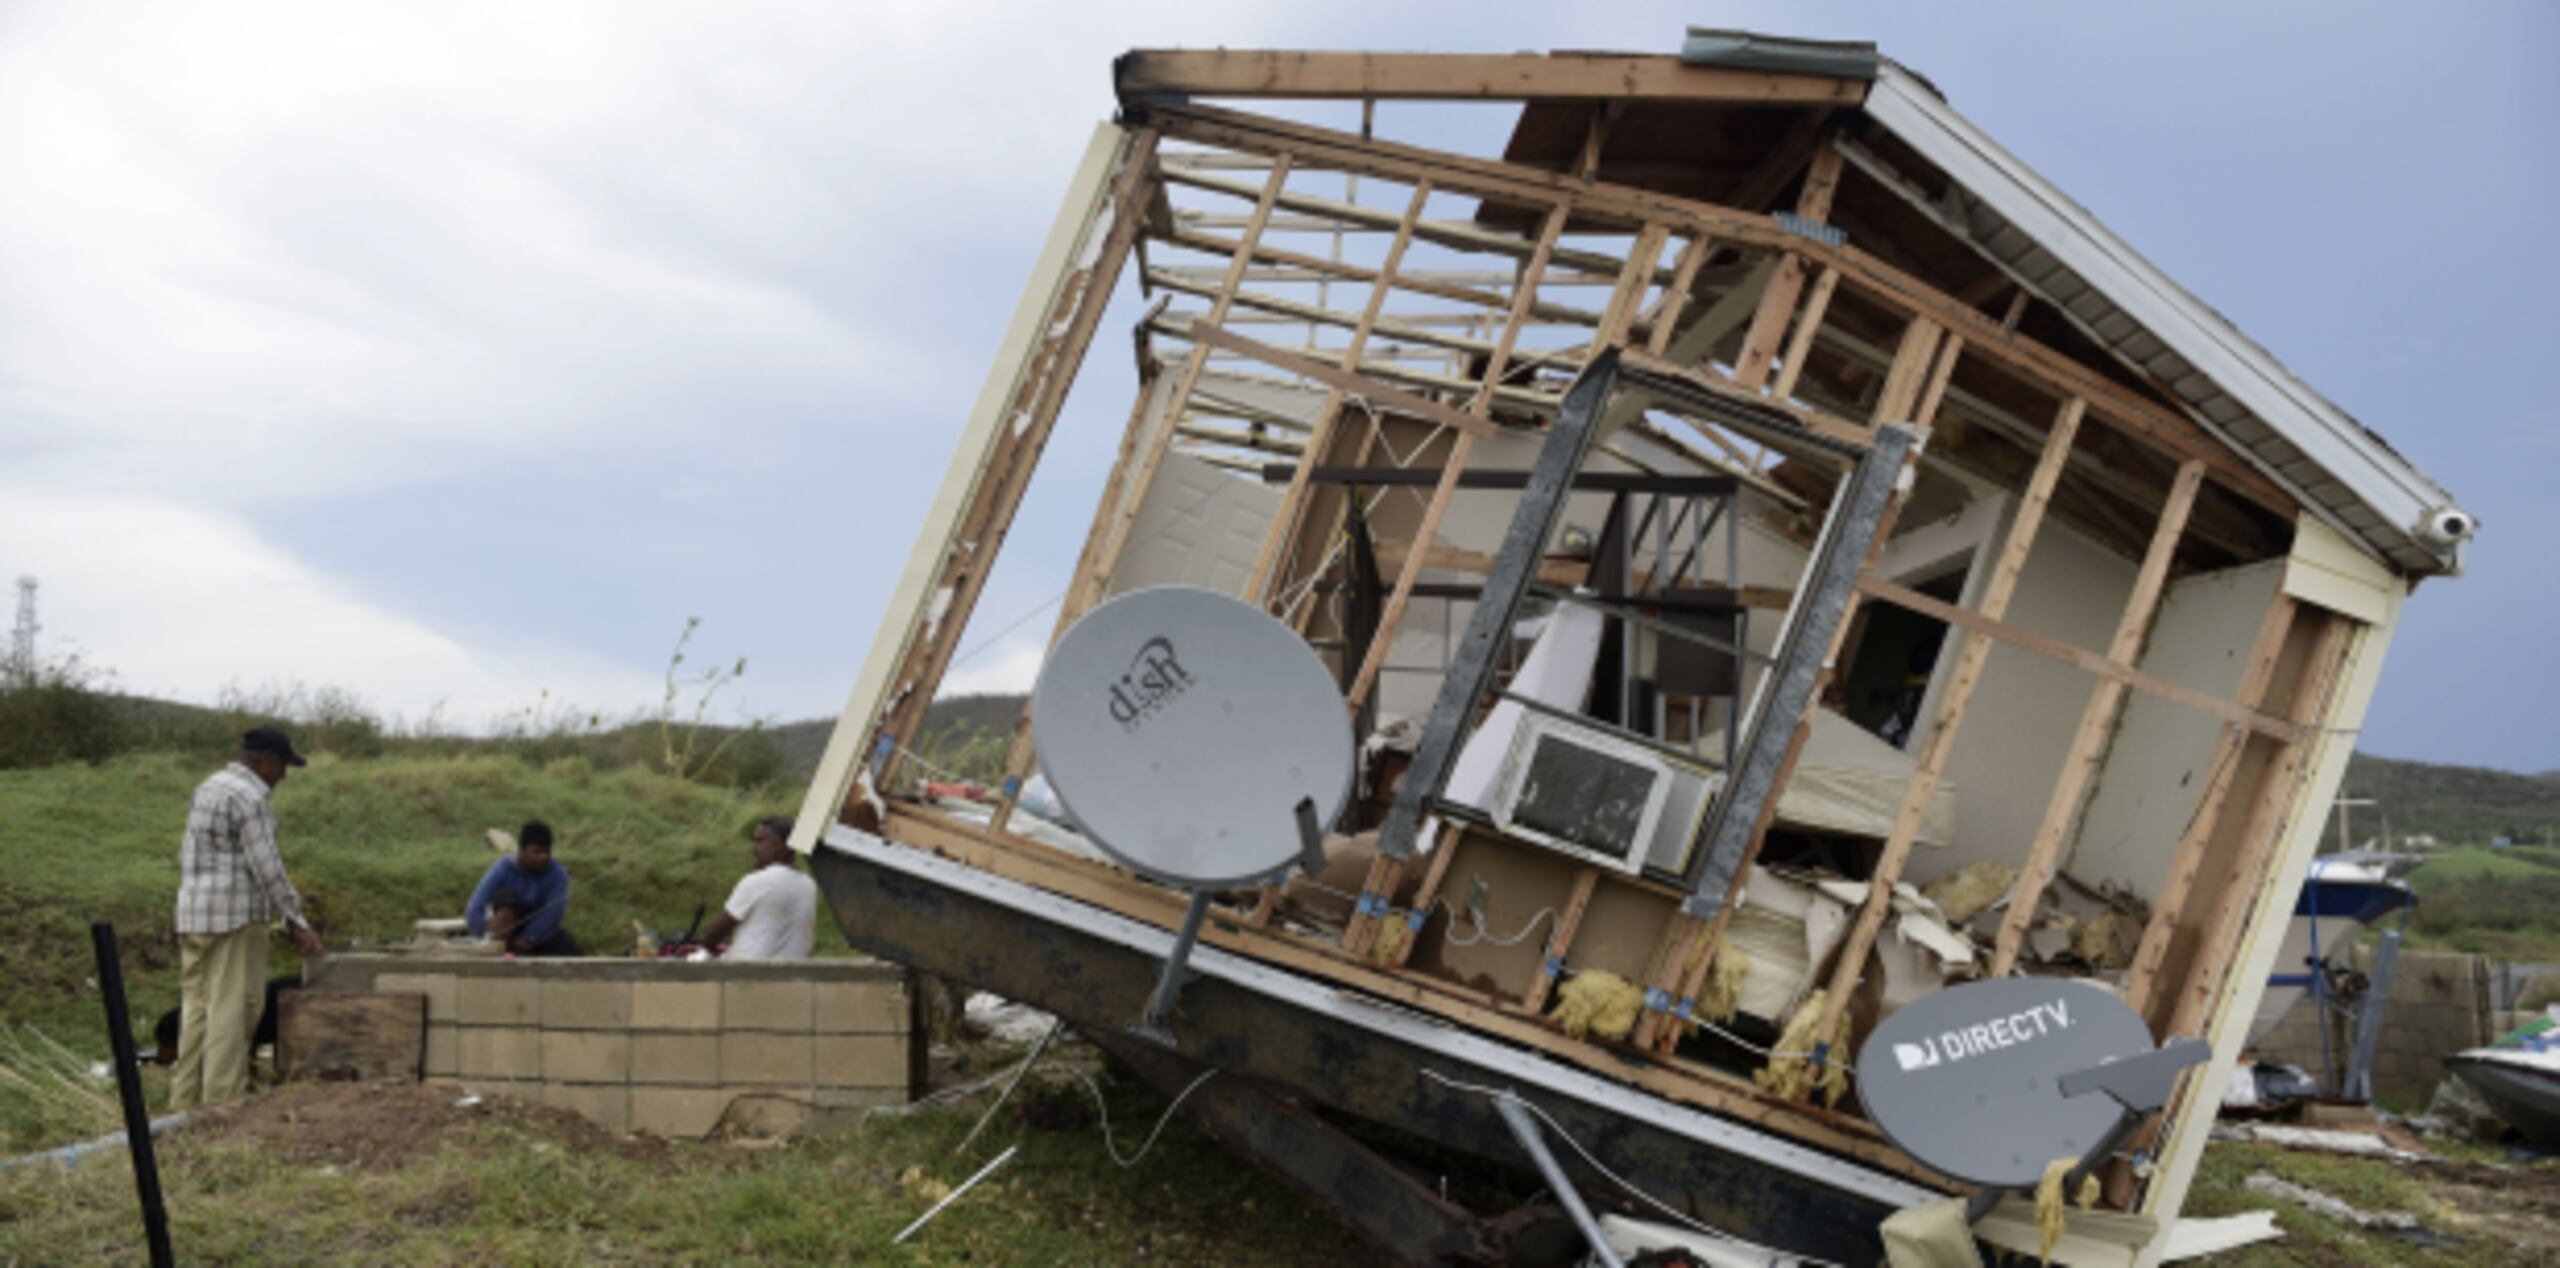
722, 864, 819, 961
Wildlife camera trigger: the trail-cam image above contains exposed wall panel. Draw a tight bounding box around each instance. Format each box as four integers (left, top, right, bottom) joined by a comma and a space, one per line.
1103, 449, 1281, 599
2065, 560, 2286, 897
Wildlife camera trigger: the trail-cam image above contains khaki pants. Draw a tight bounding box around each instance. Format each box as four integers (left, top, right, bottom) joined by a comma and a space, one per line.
170, 925, 268, 1111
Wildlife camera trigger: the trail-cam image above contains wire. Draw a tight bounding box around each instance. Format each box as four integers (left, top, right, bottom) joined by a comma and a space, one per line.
953, 1019, 1065, 1158
1417, 1067, 1844, 1268
1067, 1066, 1220, 1169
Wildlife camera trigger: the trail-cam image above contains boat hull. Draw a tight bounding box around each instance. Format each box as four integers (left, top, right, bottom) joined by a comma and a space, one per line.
2447, 1053, 2560, 1146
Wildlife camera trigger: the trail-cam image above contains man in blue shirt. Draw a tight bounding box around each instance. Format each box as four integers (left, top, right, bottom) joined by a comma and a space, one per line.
466, 820, 581, 956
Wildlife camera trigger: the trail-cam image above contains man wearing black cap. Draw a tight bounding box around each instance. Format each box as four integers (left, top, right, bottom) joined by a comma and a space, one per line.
170, 726, 327, 1110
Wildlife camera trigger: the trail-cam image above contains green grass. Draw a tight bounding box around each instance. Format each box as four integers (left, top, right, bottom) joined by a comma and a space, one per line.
0, 750, 809, 1148
2407, 847, 2557, 886
2398, 846, 2560, 960
0, 1074, 1363, 1265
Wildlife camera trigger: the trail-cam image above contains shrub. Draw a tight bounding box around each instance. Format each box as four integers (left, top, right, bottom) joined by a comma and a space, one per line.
0, 657, 125, 769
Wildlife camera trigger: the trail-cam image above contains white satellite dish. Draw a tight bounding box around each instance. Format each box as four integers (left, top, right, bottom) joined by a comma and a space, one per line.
1031, 586, 1353, 1044
1032, 586, 1354, 889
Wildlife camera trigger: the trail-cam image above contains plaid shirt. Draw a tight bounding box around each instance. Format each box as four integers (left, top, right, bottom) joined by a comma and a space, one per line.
175, 762, 308, 935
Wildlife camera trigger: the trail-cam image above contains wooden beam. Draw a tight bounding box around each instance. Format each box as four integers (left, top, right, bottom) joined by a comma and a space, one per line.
1808, 397, 2083, 1040
1117, 50, 1868, 105
1079, 159, 1297, 610
1767, 265, 1840, 403
1155, 225, 1606, 328
1728, 145, 1842, 390
2121, 595, 2300, 1017
1147, 104, 2296, 518
1244, 181, 1435, 603
846, 128, 1160, 805
1342, 201, 1577, 711
1171, 318, 1500, 440
1159, 163, 1650, 280
2163, 612, 2356, 1043
1522, 869, 1601, 1014
1854, 576, 2303, 742
1989, 460, 2208, 977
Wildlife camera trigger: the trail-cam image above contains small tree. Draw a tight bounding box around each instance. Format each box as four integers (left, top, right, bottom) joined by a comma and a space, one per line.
658, 617, 765, 784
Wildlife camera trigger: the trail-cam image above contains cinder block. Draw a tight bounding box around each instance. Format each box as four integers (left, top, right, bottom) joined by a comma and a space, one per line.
632, 1088, 729, 1138
720, 1031, 813, 1085
378, 973, 459, 1023
458, 1026, 541, 1079
814, 979, 903, 1034
725, 1094, 808, 1137
545, 1082, 630, 1134
632, 981, 720, 1031
632, 1033, 720, 1085
541, 979, 632, 1030
425, 1024, 458, 1078
724, 980, 813, 1032
541, 1030, 631, 1084
458, 976, 541, 1027
814, 1033, 909, 1090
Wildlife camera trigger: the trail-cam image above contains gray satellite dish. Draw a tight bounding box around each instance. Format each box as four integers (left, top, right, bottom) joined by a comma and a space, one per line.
1857, 978, 2200, 1193
1032, 586, 1353, 888
1031, 586, 1353, 1043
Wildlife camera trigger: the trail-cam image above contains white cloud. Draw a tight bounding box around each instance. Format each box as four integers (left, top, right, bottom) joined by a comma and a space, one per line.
0, 490, 659, 725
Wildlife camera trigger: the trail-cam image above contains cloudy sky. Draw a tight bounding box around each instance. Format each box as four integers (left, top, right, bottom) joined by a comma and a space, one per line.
2, 1, 2551, 769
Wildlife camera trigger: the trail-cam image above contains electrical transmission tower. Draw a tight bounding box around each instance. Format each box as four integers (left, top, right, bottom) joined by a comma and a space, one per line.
10, 576, 35, 683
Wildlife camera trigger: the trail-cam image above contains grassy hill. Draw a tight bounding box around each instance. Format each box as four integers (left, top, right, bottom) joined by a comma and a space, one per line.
2340, 752, 2560, 847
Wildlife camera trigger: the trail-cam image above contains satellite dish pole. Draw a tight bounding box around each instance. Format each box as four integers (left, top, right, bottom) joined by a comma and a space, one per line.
1031, 586, 1354, 1047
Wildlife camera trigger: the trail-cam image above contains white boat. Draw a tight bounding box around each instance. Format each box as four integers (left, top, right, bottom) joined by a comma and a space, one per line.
2246, 853, 2416, 1047
2447, 1009, 2560, 1145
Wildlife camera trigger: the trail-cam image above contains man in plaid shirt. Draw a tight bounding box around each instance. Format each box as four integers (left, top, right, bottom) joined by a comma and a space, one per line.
171, 726, 327, 1109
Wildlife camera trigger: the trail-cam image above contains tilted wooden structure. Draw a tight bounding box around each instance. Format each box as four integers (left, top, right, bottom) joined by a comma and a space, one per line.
791, 34, 2470, 1265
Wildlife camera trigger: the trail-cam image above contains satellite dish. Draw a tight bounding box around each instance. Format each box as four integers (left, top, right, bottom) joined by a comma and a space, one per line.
1032, 586, 1354, 888
1855, 978, 2160, 1189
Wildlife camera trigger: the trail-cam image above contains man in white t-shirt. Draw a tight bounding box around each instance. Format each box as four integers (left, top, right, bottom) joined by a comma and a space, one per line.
700, 815, 820, 961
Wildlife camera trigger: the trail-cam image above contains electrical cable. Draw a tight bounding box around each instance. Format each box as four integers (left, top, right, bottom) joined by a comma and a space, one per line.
1067, 1066, 1220, 1169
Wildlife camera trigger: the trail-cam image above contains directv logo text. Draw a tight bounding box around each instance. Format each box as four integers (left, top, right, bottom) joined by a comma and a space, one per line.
1893, 998, 2073, 1072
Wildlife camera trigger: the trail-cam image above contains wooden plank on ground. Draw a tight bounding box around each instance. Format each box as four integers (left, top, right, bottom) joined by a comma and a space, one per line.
279, 991, 426, 1083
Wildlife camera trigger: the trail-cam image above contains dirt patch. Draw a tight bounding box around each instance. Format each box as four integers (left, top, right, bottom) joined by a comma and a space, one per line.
2429, 1158, 2560, 1260
180, 1081, 667, 1171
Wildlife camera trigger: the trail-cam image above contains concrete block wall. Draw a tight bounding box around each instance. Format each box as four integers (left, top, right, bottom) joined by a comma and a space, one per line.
2253, 944, 2493, 1108
307, 955, 913, 1137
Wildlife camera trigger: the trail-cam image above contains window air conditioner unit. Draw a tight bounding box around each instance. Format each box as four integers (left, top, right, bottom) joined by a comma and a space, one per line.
1493, 713, 1685, 875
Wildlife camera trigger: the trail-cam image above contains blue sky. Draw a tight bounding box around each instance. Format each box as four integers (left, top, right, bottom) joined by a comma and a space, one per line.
2, 1, 2551, 769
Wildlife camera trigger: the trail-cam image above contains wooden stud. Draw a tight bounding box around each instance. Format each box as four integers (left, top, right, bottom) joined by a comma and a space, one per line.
1148, 104, 2296, 517
1388, 823, 1465, 969
1806, 398, 2083, 1040
1521, 868, 1601, 1014
2163, 613, 2358, 1042
1988, 459, 2209, 977
1340, 200, 1576, 712
1079, 159, 1296, 608
860, 129, 1162, 795
1855, 577, 2305, 742
1766, 265, 1840, 403
2121, 595, 2301, 1015
1640, 231, 1714, 356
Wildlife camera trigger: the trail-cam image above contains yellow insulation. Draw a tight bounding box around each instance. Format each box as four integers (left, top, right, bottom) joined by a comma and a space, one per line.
1754, 989, 1852, 1108
2033, 1157, 2073, 1263
1687, 943, 1751, 1032
1371, 915, 1409, 967
1547, 970, 1643, 1041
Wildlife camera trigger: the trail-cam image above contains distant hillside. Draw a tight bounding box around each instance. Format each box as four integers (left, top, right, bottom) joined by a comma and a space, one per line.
2340, 752, 2560, 847
767, 694, 1027, 781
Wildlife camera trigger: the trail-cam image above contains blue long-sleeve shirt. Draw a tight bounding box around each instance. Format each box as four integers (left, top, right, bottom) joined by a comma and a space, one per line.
465, 856, 571, 947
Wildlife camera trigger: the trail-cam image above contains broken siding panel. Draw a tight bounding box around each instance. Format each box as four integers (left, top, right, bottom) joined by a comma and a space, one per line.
2282, 514, 2393, 624
2065, 560, 2285, 897
1103, 449, 1280, 598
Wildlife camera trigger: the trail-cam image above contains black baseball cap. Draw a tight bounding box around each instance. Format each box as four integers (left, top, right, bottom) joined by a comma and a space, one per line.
242, 726, 308, 767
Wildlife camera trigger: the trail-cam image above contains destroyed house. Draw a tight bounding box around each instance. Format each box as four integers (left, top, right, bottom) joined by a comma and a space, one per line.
791, 34, 2474, 1265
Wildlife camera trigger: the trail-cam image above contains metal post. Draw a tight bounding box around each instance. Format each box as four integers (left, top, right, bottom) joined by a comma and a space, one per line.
90, 922, 174, 1268
1492, 1091, 1625, 1268
1131, 889, 1217, 1047
2346, 919, 2405, 1102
